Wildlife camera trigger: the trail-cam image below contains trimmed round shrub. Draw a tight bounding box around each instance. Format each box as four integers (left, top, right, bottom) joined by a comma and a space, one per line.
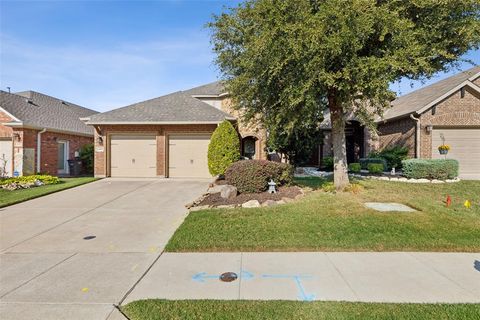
369, 146, 409, 169
359, 158, 387, 171
225, 160, 294, 193
208, 121, 241, 176
402, 159, 459, 180
348, 163, 361, 173
322, 156, 334, 171
368, 163, 384, 174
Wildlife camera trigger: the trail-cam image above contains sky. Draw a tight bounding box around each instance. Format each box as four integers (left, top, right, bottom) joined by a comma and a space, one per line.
1, 0, 479, 113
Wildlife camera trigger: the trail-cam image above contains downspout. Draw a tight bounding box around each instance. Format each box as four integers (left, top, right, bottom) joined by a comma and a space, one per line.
37, 128, 47, 173
410, 114, 420, 158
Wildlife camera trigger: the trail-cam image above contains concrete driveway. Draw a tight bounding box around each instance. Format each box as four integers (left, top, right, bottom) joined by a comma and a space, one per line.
0, 178, 208, 320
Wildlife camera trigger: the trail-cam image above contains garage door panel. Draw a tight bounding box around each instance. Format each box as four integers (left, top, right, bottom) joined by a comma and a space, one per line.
169, 135, 211, 178
432, 128, 480, 178
110, 135, 156, 177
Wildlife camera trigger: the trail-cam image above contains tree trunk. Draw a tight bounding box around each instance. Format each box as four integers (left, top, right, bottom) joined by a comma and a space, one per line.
328, 92, 349, 191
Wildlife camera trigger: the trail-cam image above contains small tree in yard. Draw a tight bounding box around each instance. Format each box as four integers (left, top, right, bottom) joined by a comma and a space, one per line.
208, 120, 241, 176
267, 113, 323, 166
79, 144, 94, 175
209, 0, 480, 190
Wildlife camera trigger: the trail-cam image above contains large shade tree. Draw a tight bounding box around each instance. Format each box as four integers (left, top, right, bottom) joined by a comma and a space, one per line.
209, 0, 480, 190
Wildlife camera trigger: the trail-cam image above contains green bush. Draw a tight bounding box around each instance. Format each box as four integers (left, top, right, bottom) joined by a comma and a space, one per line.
0, 175, 60, 186
348, 163, 361, 173
359, 158, 387, 171
368, 163, 384, 174
322, 156, 334, 171
225, 160, 293, 193
79, 143, 94, 174
208, 121, 241, 176
369, 146, 409, 169
402, 159, 459, 180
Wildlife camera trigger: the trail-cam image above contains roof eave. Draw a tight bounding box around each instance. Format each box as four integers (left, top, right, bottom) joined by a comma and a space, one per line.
1, 122, 94, 137
85, 119, 236, 126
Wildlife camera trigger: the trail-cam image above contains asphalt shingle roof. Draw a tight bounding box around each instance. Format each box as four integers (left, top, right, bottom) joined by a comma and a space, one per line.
183, 81, 225, 96
0, 90, 97, 135
87, 89, 234, 124
383, 66, 480, 120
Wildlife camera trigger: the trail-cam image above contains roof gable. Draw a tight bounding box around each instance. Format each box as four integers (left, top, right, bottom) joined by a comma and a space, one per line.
383, 66, 480, 121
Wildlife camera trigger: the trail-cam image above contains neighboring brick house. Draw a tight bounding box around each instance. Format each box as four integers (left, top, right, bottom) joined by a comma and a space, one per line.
0, 91, 97, 177
84, 82, 267, 178
319, 66, 480, 179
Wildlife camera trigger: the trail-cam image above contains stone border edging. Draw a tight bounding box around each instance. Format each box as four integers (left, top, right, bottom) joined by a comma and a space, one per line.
349, 174, 460, 184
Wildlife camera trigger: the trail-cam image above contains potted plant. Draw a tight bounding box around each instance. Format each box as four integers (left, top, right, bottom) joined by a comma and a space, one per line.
438, 144, 450, 155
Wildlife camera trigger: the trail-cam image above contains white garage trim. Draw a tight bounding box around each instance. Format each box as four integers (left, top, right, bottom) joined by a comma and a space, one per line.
108, 133, 157, 177
166, 132, 212, 178
431, 127, 480, 180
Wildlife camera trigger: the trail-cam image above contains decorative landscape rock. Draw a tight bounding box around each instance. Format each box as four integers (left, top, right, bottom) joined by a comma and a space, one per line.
242, 200, 261, 208
281, 197, 294, 203
262, 200, 277, 207
220, 185, 238, 199
276, 200, 286, 205
206, 185, 224, 194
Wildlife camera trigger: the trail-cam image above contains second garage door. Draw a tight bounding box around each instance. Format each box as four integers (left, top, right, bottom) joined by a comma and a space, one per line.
168, 134, 211, 178
431, 128, 480, 179
110, 135, 157, 177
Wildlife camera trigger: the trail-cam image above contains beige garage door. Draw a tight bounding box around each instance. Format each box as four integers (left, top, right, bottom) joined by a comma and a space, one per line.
0, 138, 13, 177
432, 128, 480, 179
110, 135, 157, 177
168, 134, 211, 178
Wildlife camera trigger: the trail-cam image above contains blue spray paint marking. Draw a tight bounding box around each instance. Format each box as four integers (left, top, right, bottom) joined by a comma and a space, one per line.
192, 271, 254, 282
474, 260, 480, 272
192, 272, 219, 282
262, 274, 316, 302
241, 271, 254, 280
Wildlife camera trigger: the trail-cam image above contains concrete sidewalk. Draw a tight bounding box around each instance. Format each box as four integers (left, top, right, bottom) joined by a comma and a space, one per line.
125, 252, 480, 304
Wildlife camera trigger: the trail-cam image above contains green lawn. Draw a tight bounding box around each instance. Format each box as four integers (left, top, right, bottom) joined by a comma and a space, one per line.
166, 178, 480, 252
0, 177, 97, 208
122, 300, 479, 320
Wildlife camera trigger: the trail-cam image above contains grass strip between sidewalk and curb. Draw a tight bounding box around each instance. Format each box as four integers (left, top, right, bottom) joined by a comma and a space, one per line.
121, 300, 480, 320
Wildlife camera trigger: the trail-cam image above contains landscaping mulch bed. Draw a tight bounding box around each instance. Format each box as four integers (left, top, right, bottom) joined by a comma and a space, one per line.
198, 186, 302, 206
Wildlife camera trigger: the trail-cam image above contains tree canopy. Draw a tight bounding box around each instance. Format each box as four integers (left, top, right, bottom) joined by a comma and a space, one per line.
209, 0, 480, 189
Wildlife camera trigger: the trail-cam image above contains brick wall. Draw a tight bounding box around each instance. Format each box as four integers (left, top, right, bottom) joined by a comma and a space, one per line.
375, 84, 480, 159
93, 124, 217, 177
39, 131, 93, 175
376, 117, 416, 157
419, 86, 480, 158
221, 98, 268, 160
0, 110, 13, 138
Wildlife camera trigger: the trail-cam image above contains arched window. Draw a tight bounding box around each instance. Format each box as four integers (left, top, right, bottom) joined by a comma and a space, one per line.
242, 136, 257, 159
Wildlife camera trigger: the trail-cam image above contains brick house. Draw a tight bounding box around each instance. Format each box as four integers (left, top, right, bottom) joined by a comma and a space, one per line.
84, 82, 267, 178
319, 66, 480, 179
0, 91, 97, 177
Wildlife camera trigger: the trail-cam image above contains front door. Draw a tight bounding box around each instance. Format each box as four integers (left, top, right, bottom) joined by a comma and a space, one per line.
57, 141, 69, 175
